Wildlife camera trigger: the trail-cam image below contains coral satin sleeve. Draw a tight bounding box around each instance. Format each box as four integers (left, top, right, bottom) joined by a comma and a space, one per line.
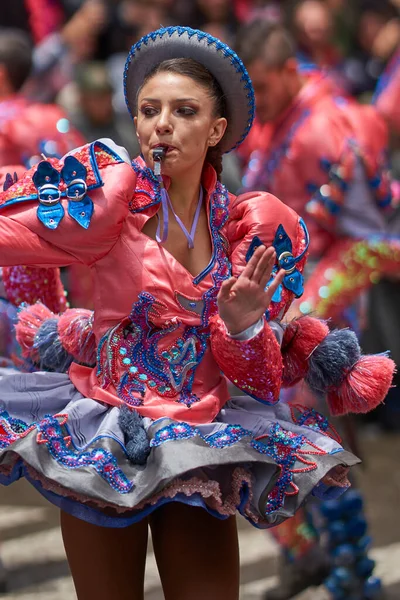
0, 161, 135, 267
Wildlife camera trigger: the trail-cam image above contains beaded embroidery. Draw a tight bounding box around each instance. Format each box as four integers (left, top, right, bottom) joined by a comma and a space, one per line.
290, 404, 341, 443
97, 293, 209, 408
97, 168, 231, 408
0, 141, 124, 209
254, 423, 326, 515
151, 422, 251, 448
0, 411, 35, 448
0, 410, 133, 493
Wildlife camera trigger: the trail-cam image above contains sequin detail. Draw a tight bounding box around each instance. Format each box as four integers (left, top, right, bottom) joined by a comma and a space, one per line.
254, 423, 326, 515
0, 141, 124, 209
97, 293, 209, 408
151, 422, 251, 448
2, 265, 67, 313
97, 170, 231, 408
209, 313, 282, 403
290, 404, 341, 443
0, 411, 133, 493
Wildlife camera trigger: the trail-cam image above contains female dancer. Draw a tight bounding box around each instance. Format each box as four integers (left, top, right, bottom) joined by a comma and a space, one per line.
0, 27, 393, 600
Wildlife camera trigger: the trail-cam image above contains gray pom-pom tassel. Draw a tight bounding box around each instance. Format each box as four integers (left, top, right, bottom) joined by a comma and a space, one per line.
33, 319, 74, 373
119, 405, 150, 465
306, 329, 361, 392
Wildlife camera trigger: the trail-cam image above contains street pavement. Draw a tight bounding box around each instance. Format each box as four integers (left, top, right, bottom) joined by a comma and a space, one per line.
0, 430, 399, 600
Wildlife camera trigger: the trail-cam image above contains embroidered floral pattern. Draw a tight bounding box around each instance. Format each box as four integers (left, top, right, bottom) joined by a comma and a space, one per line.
97, 292, 209, 408
151, 422, 251, 448
97, 164, 231, 408
290, 404, 341, 443
0, 411, 133, 493
0, 141, 123, 208
254, 423, 326, 515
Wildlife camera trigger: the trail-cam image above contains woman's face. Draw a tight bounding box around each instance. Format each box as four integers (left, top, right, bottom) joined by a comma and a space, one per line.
134, 72, 227, 177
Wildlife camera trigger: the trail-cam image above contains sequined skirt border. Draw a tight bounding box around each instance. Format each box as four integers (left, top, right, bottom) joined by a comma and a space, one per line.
0, 371, 359, 528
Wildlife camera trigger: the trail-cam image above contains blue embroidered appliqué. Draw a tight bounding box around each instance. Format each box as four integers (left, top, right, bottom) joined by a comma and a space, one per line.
246, 220, 309, 302
151, 422, 252, 448
0, 411, 134, 493
33, 161, 65, 230
98, 293, 209, 408
251, 423, 309, 515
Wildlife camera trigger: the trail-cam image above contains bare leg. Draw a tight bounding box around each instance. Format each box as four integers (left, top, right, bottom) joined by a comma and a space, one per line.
60, 510, 148, 600
150, 503, 240, 600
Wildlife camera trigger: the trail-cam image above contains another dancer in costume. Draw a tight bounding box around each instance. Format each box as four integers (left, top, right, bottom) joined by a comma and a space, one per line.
239, 22, 398, 321
238, 21, 395, 600
0, 27, 393, 600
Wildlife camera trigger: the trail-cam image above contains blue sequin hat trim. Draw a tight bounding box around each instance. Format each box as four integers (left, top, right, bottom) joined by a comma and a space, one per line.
124, 26, 255, 154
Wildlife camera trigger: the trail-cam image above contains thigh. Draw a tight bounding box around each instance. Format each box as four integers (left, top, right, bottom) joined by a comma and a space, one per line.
150, 502, 240, 600
60, 510, 149, 600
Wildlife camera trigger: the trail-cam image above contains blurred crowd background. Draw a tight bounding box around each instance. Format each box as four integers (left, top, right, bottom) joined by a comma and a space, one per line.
2, 0, 400, 171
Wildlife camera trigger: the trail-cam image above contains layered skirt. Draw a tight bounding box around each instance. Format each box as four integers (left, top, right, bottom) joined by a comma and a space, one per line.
0, 371, 358, 528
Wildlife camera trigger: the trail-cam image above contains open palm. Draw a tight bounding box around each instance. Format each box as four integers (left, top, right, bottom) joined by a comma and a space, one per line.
217, 245, 285, 335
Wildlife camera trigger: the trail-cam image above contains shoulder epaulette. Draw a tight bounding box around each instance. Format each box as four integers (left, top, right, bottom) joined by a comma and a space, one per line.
0, 140, 126, 229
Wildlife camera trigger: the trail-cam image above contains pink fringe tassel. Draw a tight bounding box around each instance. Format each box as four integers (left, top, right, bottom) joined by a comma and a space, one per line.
327, 354, 396, 416
15, 303, 55, 360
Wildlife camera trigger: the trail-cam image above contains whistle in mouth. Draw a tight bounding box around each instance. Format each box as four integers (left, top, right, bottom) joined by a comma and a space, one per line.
152, 147, 166, 177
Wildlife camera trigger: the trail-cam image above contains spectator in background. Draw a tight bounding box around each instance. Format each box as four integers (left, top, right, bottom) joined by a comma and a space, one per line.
0, 28, 84, 168
291, 0, 340, 69
66, 61, 139, 158
177, 0, 238, 45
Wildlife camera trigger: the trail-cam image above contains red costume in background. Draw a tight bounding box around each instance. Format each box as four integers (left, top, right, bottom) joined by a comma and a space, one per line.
241, 75, 399, 320
373, 48, 400, 135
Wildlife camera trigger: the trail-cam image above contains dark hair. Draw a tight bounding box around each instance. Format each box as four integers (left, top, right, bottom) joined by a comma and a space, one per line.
236, 21, 296, 69
0, 29, 32, 91
137, 58, 227, 180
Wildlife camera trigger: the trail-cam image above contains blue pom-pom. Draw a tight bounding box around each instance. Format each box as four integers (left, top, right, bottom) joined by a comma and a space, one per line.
306, 329, 361, 392
332, 544, 357, 567
328, 520, 348, 544
341, 490, 364, 515
33, 319, 73, 372
346, 516, 368, 539
320, 498, 345, 521
356, 557, 375, 578
364, 576, 382, 598
119, 405, 150, 465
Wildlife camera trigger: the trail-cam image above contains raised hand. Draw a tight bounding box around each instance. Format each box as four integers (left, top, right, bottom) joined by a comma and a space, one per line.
217, 245, 285, 335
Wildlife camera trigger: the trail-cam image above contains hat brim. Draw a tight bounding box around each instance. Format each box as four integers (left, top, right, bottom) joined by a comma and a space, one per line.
124, 27, 255, 154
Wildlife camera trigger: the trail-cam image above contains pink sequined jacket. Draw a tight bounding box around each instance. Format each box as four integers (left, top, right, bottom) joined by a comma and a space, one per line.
0, 141, 308, 425
242, 76, 392, 259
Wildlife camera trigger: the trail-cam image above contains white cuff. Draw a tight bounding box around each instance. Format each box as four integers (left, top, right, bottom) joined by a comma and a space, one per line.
227, 318, 264, 341
227, 318, 284, 344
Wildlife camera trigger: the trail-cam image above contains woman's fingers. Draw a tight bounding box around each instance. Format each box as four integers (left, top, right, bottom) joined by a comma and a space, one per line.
252, 247, 276, 284
242, 245, 276, 283
217, 276, 237, 302
240, 245, 266, 280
